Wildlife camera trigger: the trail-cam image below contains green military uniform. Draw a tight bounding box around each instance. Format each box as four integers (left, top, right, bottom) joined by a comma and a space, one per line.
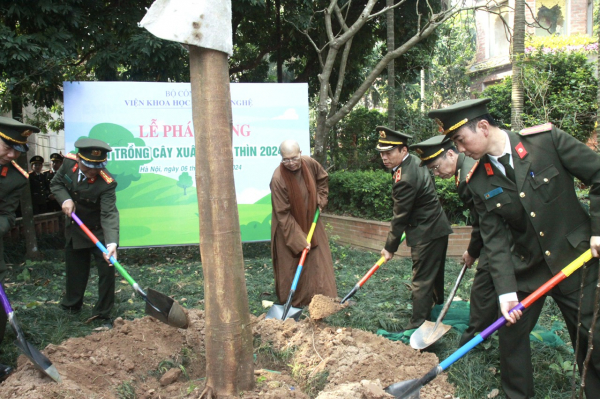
50, 139, 119, 319
43, 153, 63, 212
410, 135, 498, 345
376, 127, 453, 330
29, 155, 50, 215
0, 116, 39, 379
430, 98, 600, 399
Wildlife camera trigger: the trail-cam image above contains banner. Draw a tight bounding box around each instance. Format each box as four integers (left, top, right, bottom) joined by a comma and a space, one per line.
63, 82, 310, 247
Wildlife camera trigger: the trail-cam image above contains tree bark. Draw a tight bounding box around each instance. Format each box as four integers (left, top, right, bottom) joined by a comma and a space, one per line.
386, 0, 395, 128
189, 46, 254, 397
276, 0, 283, 82
511, 0, 525, 131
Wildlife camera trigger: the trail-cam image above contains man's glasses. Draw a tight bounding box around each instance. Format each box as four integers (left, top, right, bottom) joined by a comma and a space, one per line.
281, 156, 301, 164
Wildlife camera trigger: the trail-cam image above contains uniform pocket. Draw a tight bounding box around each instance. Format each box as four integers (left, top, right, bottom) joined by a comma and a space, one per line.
530, 165, 562, 203
483, 190, 512, 212
566, 221, 591, 249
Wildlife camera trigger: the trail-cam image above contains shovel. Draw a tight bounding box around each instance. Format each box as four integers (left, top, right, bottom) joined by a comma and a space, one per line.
266, 209, 320, 321
340, 233, 406, 304
0, 283, 61, 382
385, 249, 593, 398
410, 263, 468, 350
71, 212, 189, 329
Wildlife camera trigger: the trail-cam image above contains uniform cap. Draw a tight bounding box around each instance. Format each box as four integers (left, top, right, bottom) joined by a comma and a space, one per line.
375, 126, 412, 152
0, 116, 40, 153
427, 98, 492, 138
409, 135, 455, 166
50, 152, 64, 161
74, 138, 112, 169
30, 155, 44, 164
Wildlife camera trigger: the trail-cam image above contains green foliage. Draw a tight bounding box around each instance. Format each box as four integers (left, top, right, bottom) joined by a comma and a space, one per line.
435, 177, 469, 225
116, 380, 137, 399
327, 170, 393, 221
482, 47, 597, 143
329, 107, 387, 171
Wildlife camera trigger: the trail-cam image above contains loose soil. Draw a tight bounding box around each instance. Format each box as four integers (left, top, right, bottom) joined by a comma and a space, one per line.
0, 309, 455, 399
307, 295, 348, 320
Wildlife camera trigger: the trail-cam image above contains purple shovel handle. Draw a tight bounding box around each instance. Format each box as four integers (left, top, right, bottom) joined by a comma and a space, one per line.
0, 282, 14, 315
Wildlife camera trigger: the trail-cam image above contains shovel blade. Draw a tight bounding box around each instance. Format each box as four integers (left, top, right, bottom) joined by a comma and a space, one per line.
384, 378, 422, 398
265, 304, 302, 321
14, 338, 61, 382
145, 288, 189, 329
410, 321, 452, 350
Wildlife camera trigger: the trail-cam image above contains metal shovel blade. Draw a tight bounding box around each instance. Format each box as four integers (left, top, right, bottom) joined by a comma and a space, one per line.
145, 288, 189, 329
410, 321, 452, 350
13, 337, 61, 382
384, 378, 422, 398
265, 304, 302, 321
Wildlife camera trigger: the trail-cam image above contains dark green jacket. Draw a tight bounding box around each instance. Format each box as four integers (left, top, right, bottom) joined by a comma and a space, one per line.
456, 153, 485, 262
467, 126, 600, 296
385, 154, 452, 252
50, 155, 119, 249
0, 161, 29, 236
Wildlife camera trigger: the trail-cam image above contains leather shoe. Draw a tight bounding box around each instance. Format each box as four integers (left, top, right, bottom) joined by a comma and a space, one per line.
0, 364, 14, 382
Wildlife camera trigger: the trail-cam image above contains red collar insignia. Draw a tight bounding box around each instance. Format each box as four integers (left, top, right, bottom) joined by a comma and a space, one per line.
484, 163, 494, 176
515, 142, 528, 159
72, 164, 78, 173
1, 166, 7, 177
88, 177, 96, 184
394, 168, 402, 183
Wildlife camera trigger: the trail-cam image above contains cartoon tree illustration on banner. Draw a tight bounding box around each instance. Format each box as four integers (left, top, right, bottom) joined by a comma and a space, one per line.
86, 123, 151, 191
177, 172, 193, 195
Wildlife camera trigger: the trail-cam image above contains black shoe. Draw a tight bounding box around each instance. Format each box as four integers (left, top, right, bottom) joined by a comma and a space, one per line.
0, 364, 14, 382
60, 305, 82, 314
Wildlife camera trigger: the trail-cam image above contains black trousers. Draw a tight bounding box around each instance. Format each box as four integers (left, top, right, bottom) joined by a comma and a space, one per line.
406, 235, 449, 330
459, 265, 498, 346
499, 260, 600, 399
61, 244, 115, 319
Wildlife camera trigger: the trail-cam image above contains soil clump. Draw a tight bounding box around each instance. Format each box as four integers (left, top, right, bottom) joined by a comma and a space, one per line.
0, 309, 455, 398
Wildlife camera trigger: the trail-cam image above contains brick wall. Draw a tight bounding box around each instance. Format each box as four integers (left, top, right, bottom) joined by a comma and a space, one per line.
321, 213, 473, 259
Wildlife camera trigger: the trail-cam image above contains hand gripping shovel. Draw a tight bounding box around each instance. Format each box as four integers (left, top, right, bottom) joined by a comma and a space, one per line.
71, 212, 189, 329
340, 233, 406, 304
385, 249, 593, 398
0, 283, 61, 382
266, 209, 320, 321
410, 263, 468, 350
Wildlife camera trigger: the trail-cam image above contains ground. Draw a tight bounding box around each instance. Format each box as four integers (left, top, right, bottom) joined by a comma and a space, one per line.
0, 307, 454, 398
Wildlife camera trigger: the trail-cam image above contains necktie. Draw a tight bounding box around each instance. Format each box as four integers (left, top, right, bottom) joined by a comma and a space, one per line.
498, 154, 515, 183
79, 174, 85, 183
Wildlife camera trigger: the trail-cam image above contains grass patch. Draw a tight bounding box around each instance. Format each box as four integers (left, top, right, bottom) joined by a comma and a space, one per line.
0, 237, 584, 398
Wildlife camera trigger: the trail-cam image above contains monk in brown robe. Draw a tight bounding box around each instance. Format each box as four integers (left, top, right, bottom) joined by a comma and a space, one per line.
270, 140, 337, 307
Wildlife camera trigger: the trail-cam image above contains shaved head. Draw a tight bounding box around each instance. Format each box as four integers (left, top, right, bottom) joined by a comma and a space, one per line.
279, 140, 301, 157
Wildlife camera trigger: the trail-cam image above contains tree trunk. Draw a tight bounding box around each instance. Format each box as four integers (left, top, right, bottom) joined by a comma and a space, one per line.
511, 0, 525, 131
386, 0, 395, 128
276, 0, 282, 83
189, 46, 254, 397
11, 95, 39, 260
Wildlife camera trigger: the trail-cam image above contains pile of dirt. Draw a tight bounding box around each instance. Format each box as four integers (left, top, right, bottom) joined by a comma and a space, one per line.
308, 294, 348, 320
0, 310, 455, 398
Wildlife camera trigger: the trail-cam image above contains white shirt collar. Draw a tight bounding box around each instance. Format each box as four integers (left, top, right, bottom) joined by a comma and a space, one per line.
487, 130, 513, 173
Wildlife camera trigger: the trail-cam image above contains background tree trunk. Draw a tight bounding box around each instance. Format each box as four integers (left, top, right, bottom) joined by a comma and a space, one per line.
189, 46, 254, 397
386, 0, 395, 128
511, 0, 525, 131
11, 94, 39, 260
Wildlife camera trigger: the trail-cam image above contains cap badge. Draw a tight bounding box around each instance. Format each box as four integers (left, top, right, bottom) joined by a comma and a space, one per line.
434, 118, 444, 133
91, 150, 102, 156
379, 130, 386, 138
21, 129, 33, 137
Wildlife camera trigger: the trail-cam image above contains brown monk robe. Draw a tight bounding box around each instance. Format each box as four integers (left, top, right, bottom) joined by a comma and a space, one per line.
270, 154, 337, 307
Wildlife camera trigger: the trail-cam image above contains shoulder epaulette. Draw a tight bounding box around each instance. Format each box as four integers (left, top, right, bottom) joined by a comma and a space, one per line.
11, 161, 29, 179
65, 153, 77, 161
99, 170, 114, 184
519, 123, 553, 136
465, 161, 479, 183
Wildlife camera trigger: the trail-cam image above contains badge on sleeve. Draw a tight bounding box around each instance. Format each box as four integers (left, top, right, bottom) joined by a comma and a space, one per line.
484, 187, 504, 199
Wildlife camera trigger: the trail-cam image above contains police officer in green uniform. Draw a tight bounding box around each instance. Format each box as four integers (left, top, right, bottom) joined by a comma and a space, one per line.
44, 152, 63, 212
376, 127, 453, 330
50, 138, 119, 322
429, 98, 600, 398
29, 155, 50, 215
0, 116, 39, 380
410, 135, 499, 345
